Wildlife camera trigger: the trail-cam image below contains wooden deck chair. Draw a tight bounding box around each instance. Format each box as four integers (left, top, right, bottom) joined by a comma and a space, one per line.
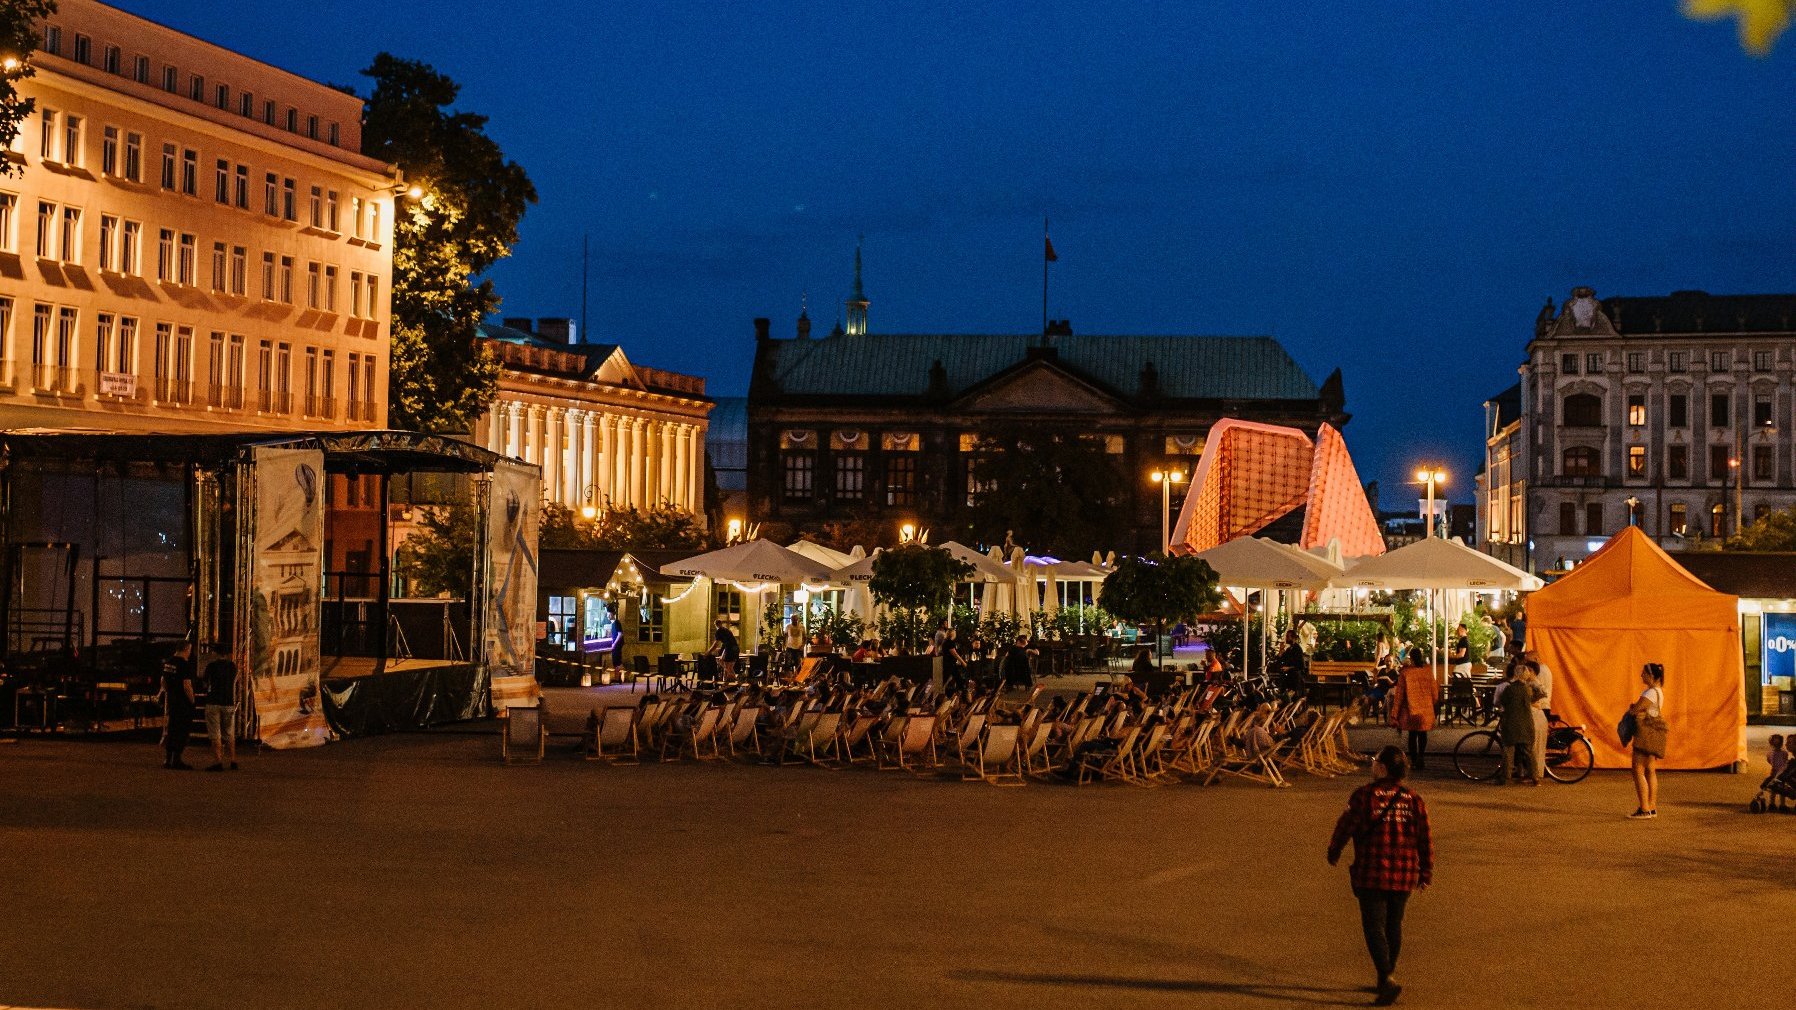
633, 700, 672, 751
1058, 715, 1102, 766
965, 724, 1024, 785
774, 709, 822, 765
951, 712, 988, 770
660, 704, 722, 761
1170, 717, 1218, 777
721, 704, 763, 759
589, 706, 640, 764
1020, 715, 1056, 778
879, 714, 938, 772
1204, 721, 1289, 788
788, 711, 843, 766
838, 713, 883, 765
502, 704, 546, 764
1131, 722, 1174, 786
1077, 724, 1142, 785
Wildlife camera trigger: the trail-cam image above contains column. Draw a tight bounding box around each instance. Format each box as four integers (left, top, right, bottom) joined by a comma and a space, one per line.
627, 418, 644, 509
658, 422, 674, 507
542, 407, 560, 500
600, 412, 618, 507
581, 411, 597, 508
641, 419, 657, 507
505, 403, 523, 460
672, 424, 690, 511
690, 424, 705, 510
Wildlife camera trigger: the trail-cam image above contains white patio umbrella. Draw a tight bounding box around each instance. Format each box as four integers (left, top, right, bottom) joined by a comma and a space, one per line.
787, 539, 857, 570
937, 541, 1017, 582
661, 540, 836, 591
1195, 537, 1341, 680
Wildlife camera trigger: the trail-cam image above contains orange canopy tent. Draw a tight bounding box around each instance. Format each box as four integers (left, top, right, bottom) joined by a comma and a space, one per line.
1525, 527, 1746, 770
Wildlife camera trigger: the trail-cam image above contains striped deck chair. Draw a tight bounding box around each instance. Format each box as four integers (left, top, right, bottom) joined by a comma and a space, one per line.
838, 713, 883, 765
660, 704, 722, 762
787, 711, 842, 766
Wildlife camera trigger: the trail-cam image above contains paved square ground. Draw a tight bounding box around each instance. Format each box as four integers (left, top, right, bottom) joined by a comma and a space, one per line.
1, 725, 1791, 1010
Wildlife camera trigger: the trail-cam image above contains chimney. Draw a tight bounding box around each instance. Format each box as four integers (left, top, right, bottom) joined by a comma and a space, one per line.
502, 317, 534, 334
536, 318, 576, 344
754, 317, 771, 341
797, 311, 811, 340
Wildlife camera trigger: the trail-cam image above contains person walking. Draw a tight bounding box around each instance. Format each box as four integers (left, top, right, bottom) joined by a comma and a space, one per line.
999, 634, 1036, 692
1328, 744, 1433, 1006
201, 650, 240, 772
710, 619, 741, 681
1389, 648, 1438, 771
159, 641, 198, 770
1448, 624, 1471, 676
1628, 662, 1669, 819
1524, 651, 1554, 782
1496, 660, 1542, 785
782, 616, 806, 674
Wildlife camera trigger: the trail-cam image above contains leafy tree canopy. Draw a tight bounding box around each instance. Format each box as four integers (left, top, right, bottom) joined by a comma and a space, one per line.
0, 1, 56, 177
1721, 505, 1796, 552
966, 427, 1125, 557
1098, 554, 1224, 632
869, 544, 974, 616
393, 501, 477, 599
358, 53, 535, 433
546, 502, 711, 552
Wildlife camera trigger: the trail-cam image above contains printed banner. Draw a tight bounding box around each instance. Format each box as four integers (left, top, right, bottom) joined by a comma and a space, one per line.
1764, 612, 1796, 686
249, 446, 330, 748
486, 458, 542, 710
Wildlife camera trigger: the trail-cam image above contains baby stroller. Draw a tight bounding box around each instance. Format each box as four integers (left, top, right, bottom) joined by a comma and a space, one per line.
1748, 760, 1796, 814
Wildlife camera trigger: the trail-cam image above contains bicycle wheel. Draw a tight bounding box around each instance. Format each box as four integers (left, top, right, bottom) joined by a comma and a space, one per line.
1453, 730, 1505, 782
1544, 731, 1595, 784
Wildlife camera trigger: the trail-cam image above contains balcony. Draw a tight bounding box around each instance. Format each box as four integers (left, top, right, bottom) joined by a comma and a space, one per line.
155, 379, 194, 406
209, 383, 245, 410
1534, 474, 1614, 489
305, 394, 338, 419
0, 358, 14, 390
32, 364, 83, 396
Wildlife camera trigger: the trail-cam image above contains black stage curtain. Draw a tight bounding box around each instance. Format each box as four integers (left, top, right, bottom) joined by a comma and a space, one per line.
321, 664, 490, 737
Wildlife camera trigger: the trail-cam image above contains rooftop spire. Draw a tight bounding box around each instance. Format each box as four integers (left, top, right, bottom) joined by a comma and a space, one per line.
845, 234, 869, 336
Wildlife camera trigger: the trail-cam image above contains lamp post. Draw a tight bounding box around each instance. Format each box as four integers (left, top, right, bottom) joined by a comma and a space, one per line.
1150, 468, 1185, 554
1415, 465, 1448, 538
579, 485, 601, 521
1625, 495, 1641, 528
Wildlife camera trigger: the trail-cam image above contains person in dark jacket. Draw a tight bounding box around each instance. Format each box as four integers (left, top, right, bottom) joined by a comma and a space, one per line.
201, 652, 240, 772
1328, 744, 1433, 1006
1497, 660, 1543, 785
160, 641, 198, 770
999, 635, 1036, 691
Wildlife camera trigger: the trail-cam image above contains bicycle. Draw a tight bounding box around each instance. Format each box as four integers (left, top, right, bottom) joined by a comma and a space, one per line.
1452, 714, 1595, 784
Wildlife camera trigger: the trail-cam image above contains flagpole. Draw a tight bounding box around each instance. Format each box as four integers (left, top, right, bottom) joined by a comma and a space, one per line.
1041, 216, 1049, 344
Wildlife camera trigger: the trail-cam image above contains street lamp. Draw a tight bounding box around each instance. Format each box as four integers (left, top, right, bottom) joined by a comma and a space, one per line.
899, 522, 917, 544
579, 485, 601, 521
1415, 465, 1448, 538
726, 517, 744, 544
1150, 468, 1186, 553
1625, 495, 1641, 528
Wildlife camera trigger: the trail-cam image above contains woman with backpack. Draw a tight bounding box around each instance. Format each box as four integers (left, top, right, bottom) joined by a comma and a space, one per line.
1328, 744, 1433, 1007
1627, 662, 1669, 819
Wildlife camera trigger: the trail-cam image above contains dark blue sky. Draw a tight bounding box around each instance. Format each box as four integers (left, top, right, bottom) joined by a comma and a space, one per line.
154, 0, 1796, 503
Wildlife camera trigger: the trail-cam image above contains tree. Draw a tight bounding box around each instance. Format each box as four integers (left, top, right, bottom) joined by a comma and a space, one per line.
1722, 506, 1796, 551
393, 502, 478, 599
966, 427, 1126, 556
0, 1, 56, 177
537, 501, 711, 552
868, 545, 974, 653
357, 54, 536, 432
1098, 554, 1224, 667
538, 502, 607, 551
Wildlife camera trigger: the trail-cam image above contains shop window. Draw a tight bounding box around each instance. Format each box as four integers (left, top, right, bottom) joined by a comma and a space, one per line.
1667, 445, 1688, 481
1627, 445, 1646, 478
1561, 446, 1599, 477
1668, 503, 1687, 535
1563, 393, 1602, 427
547, 595, 577, 650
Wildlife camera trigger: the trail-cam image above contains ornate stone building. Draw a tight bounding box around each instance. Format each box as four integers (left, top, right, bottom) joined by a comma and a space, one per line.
1485, 287, 1796, 572
473, 319, 710, 517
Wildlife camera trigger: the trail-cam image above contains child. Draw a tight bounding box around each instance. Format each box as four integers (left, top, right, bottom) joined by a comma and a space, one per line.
1768, 735, 1791, 812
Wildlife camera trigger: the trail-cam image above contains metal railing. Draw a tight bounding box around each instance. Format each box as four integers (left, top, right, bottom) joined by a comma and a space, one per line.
209, 383, 244, 409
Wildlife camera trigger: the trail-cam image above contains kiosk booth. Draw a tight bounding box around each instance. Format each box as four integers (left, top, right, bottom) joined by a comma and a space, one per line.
0, 431, 541, 746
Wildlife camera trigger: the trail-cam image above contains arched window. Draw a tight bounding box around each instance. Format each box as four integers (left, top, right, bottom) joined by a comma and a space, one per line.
1563, 393, 1603, 427
1562, 446, 1600, 477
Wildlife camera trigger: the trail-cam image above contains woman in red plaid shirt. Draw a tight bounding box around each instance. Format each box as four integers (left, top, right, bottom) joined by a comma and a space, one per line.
1328, 744, 1432, 1006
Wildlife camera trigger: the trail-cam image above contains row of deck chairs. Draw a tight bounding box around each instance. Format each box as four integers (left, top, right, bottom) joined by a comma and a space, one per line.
502, 679, 1365, 787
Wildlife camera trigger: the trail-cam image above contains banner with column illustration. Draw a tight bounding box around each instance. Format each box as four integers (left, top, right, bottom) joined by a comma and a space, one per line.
246, 446, 330, 748
485, 458, 543, 710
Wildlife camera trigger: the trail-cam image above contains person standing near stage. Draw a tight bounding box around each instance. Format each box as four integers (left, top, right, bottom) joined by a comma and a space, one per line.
201, 650, 240, 772
159, 641, 198, 770
1328, 744, 1433, 1006
711, 619, 741, 680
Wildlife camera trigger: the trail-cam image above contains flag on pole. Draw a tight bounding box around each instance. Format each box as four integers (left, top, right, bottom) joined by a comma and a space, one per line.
1044, 235, 1058, 262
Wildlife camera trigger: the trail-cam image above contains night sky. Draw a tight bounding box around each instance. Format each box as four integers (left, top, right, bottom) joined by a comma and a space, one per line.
149, 0, 1796, 504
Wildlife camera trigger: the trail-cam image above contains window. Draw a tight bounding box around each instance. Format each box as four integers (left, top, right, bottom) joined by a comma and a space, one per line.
39, 108, 55, 161
119, 220, 139, 274
782, 453, 814, 501
123, 132, 141, 182
160, 143, 176, 189
230, 246, 247, 296
71, 32, 90, 64
55, 307, 76, 382
1755, 394, 1773, 429
42, 25, 60, 55
1755, 349, 1773, 371
234, 164, 249, 209
256, 339, 273, 410
154, 229, 171, 281
177, 233, 195, 285
1669, 503, 1688, 536
286, 108, 298, 133
282, 178, 296, 221
328, 122, 340, 147
346, 352, 361, 417
1627, 445, 1646, 478
1711, 350, 1730, 372
205, 332, 224, 406
306, 261, 320, 309
325, 190, 340, 231
0, 298, 10, 358
58, 206, 79, 263
1669, 394, 1688, 428
361, 355, 375, 419
1626, 394, 1646, 426
188, 74, 204, 102
158, 66, 175, 94
180, 149, 197, 196
1627, 352, 1645, 373
101, 126, 118, 175
275, 342, 292, 412
260, 252, 275, 300
304, 346, 319, 414
350, 271, 364, 317
1559, 502, 1577, 536
211, 242, 226, 291
369, 200, 381, 241
324, 266, 338, 312
117, 317, 138, 376
62, 115, 81, 167
98, 215, 116, 270
1668, 351, 1686, 373
834, 454, 865, 500
884, 456, 916, 506
1712, 445, 1733, 480
263, 100, 275, 126
264, 172, 278, 216
30, 304, 49, 374
636, 596, 665, 644
102, 44, 120, 75
132, 55, 149, 84
1561, 446, 1599, 477
1585, 503, 1603, 536
1753, 444, 1775, 481
350, 196, 364, 239
320, 350, 335, 413
34, 200, 53, 258
0, 192, 12, 253
215, 83, 230, 111
1712, 392, 1731, 428
214, 159, 229, 203
366, 276, 379, 319
1586, 352, 1603, 374
306, 114, 318, 140
1562, 393, 1602, 427
95, 313, 114, 377
1667, 444, 1688, 481
240, 92, 254, 118
279, 256, 293, 303
308, 186, 322, 228
1711, 504, 1726, 537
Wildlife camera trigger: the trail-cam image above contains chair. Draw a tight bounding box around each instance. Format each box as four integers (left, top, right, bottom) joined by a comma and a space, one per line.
501, 704, 546, 764
630, 654, 652, 688
965, 724, 1024, 785
951, 712, 989, 770
661, 704, 723, 761
721, 704, 765, 759
838, 713, 884, 765
787, 711, 842, 766
1077, 724, 1143, 785
588, 707, 640, 764
877, 714, 938, 772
